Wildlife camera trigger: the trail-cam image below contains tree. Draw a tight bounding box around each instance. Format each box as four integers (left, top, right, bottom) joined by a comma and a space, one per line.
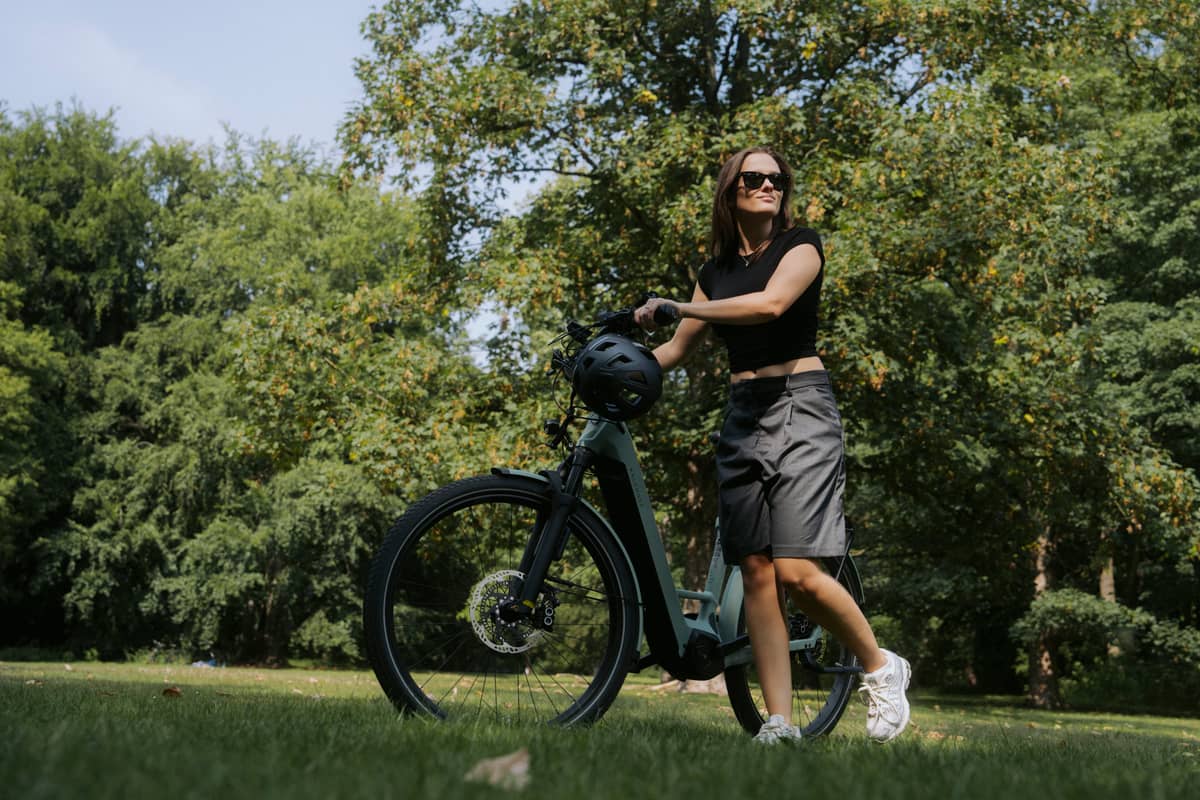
0, 103, 157, 349
32, 127, 538, 662
340, 0, 1158, 699
43, 316, 244, 656
965, 0, 1200, 703
0, 281, 71, 646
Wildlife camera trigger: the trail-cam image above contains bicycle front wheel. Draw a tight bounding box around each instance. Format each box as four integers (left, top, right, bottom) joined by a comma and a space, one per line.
725, 556, 864, 737
364, 474, 638, 726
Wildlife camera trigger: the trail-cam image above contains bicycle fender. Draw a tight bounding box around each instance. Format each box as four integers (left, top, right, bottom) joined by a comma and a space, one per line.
718, 567, 744, 644
490, 466, 645, 622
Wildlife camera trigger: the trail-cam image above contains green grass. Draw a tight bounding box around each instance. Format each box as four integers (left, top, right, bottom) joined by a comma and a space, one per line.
3, 661, 1196, 800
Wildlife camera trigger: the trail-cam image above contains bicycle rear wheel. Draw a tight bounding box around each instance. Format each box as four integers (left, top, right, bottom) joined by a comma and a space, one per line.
725, 556, 863, 737
364, 474, 638, 725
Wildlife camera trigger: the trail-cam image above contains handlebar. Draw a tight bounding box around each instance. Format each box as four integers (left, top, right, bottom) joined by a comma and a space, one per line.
544, 295, 679, 444
565, 295, 677, 344
653, 303, 679, 325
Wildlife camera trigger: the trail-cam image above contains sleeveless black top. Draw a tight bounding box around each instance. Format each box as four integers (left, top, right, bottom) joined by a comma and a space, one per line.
697, 227, 825, 373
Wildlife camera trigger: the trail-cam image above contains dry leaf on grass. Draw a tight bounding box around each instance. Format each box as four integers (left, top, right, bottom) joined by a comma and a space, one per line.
162, 686, 182, 698
681, 675, 727, 696
464, 748, 531, 790
646, 677, 728, 695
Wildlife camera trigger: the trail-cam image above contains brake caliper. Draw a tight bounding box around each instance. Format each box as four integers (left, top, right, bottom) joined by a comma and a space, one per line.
532, 586, 560, 632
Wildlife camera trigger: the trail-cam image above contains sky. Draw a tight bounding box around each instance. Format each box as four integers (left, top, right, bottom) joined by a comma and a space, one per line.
0, 0, 381, 151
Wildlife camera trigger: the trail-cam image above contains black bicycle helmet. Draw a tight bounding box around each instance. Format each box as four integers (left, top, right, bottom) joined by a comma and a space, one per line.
572, 334, 663, 421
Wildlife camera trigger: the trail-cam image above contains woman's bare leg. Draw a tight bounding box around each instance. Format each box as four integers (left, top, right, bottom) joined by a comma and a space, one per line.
773, 557, 885, 672
740, 553, 795, 721
742, 553, 889, 724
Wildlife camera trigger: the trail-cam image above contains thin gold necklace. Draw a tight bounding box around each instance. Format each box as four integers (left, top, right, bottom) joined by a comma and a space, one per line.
739, 240, 767, 267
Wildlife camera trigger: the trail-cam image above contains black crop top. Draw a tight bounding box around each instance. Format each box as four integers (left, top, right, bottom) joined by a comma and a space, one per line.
697, 226, 825, 373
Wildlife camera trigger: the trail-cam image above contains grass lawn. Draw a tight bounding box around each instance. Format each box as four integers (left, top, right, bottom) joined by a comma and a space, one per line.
2, 661, 1196, 799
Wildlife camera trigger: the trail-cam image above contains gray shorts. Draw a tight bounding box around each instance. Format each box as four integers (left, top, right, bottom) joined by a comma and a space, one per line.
716, 371, 847, 565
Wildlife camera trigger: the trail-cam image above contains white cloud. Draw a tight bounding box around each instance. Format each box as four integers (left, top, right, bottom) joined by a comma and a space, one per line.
15, 20, 227, 143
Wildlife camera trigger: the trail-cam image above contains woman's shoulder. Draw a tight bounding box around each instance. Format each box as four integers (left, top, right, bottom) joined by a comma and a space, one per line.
780, 225, 823, 247
698, 254, 733, 276
777, 226, 824, 264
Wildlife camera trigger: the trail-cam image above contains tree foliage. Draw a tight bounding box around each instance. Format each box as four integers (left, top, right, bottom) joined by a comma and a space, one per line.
340, 0, 1199, 703
0, 281, 70, 640
4, 110, 513, 662
0, 2, 1197, 705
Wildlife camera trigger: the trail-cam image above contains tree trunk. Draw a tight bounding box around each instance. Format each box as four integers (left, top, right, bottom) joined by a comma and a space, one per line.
1027, 526, 1061, 709
1028, 632, 1059, 709
1098, 557, 1116, 603
1099, 549, 1121, 656
260, 563, 291, 666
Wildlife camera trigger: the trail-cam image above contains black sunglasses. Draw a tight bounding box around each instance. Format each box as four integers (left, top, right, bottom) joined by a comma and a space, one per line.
738, 171, 790, 191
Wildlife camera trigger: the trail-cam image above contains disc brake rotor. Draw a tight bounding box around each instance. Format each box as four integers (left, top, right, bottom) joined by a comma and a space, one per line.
469, 569, 546, 654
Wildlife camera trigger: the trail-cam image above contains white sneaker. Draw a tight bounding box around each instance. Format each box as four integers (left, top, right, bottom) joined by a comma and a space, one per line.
754, 714, 803, 744
859, 649, 911, 742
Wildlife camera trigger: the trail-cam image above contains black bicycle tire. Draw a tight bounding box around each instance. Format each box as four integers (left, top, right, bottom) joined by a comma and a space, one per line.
364, 473, 638, 726
724, 555, 864, 737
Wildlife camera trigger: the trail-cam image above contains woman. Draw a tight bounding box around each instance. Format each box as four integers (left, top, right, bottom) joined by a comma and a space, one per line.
634, 146, 910, 744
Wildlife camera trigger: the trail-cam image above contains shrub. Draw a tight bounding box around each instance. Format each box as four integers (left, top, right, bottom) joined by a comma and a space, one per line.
1011, 589, 1200, 712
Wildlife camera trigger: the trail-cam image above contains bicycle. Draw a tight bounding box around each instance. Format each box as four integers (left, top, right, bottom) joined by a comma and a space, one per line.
363, 305, 865, 736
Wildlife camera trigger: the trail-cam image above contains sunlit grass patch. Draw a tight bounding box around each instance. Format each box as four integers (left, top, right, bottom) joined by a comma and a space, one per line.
2, 661, 1196, 800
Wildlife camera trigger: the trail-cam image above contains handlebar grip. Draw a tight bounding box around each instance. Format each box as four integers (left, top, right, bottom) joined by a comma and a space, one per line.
653, 303, 679, 325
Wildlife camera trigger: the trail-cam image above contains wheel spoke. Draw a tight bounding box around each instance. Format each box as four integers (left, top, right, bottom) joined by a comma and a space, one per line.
417, 633, 474, 694
526, 665, 563, 718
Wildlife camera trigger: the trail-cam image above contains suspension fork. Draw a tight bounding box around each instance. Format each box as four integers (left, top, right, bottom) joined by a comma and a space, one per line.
505, 446, 595, 616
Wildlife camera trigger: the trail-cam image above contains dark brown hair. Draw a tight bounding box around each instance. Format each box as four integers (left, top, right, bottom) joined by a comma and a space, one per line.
710, 146, 795, 263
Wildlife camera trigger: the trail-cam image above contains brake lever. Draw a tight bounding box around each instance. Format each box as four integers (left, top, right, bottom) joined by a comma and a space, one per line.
597, 308, 635, 335
566, 320, 591, 345
550, 349, 573, 375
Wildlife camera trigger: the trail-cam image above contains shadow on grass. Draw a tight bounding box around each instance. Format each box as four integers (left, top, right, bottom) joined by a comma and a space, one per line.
916, 689, 1200, 722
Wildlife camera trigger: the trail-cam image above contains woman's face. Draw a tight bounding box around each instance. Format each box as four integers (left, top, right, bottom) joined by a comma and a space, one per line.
734, 152, 785, 219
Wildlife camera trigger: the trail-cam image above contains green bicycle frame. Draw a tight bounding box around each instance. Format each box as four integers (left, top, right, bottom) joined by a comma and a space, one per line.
502, 411, 843, 680
558, 412, 800, 676
577, 415, 734, 677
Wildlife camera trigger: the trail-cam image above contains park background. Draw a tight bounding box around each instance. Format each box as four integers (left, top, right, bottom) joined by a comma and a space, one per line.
1, 0, 1198, 715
